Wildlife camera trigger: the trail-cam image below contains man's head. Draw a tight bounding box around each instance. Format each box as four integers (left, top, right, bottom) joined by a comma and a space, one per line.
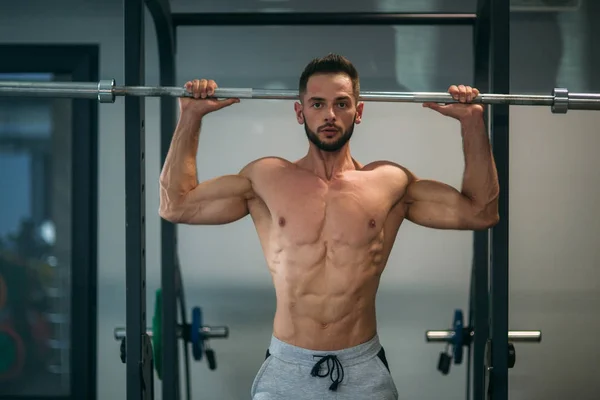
294, 54, 364, 152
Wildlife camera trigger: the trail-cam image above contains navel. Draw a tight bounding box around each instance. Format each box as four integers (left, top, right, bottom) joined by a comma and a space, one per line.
369, 219, 376, 228
278, 217, 286, 227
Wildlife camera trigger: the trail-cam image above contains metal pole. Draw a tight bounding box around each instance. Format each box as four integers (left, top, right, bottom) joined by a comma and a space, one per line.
171, 12, 477, 26
1, 81, 599, 111
124, 0, 151, 398
143, 0, 181, 398
471, 0, 492, 398
587, 2, 600, 92
115, 86, 560, 105
490, 0, 511, 399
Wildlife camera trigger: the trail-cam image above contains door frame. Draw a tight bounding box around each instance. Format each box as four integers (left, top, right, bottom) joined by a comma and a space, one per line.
0, 44, 98, 400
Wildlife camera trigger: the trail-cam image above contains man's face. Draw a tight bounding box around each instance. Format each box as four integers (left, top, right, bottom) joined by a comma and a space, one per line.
294, 73, 363, 152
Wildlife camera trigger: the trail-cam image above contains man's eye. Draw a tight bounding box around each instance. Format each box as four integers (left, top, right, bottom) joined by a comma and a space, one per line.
312, 103, 322, 108
338, 103, 347, 108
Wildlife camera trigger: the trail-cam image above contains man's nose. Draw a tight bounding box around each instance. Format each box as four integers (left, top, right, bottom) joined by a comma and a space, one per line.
324, 106, 336, 121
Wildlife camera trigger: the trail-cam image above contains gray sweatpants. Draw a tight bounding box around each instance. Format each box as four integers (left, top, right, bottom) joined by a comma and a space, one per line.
251, 334, 399, 399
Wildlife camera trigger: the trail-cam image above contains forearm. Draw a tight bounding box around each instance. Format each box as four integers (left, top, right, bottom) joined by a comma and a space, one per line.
460, 114, 499, 210
159, 111, 203, 203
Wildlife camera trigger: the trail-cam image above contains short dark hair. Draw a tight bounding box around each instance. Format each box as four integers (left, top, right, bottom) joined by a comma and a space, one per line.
298, 53, 360, 101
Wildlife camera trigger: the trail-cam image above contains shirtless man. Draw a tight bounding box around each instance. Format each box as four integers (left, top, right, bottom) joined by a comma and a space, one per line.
159, 53, 499, 399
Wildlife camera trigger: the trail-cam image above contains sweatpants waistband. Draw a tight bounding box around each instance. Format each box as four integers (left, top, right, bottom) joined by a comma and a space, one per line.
268, 334, 382, 367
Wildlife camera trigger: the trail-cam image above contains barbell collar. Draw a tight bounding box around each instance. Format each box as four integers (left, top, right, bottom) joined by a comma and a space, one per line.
552, 88, 569, 114
98, 79, 116, 103
425, 329, 541, 343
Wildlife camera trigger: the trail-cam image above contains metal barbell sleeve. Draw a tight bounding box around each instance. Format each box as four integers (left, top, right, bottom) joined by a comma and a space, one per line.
113, 325, 229, 340
425, 330, 541, 343
0, 80, 110, 101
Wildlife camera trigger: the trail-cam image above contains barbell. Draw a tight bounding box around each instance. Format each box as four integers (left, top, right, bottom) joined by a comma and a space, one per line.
113, 289, 229, 378
1, 80, 600, 114
426, 309, 541, 375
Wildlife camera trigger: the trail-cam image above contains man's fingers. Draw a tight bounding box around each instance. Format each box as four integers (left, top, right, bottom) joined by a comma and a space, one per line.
448, 85, 481, 103
193, 79, 205, 99
184, 79, 222, 99
190, 79, 207, 98
199, 79, 209, 98
207, 80, 217, 97
183, 81, 192, 98
464, 85, 473, 102
458, 85, 467, 102
191, 80, 199, 98
448, 85, 459, 100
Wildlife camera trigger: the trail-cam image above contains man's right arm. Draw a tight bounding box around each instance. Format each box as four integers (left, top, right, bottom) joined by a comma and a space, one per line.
158, 110, 253, 225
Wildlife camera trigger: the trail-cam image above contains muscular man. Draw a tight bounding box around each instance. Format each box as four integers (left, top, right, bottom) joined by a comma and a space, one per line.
159, 54, 499, 399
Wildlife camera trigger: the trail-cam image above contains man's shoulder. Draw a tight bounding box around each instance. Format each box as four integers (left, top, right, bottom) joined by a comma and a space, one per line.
360, 161, 416, 206
360, 160, 414, 179
248, 156, 295, 169
239, 156, 294, 177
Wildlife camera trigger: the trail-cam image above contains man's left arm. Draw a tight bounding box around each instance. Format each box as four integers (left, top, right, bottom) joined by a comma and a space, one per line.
404, 85, 500, 231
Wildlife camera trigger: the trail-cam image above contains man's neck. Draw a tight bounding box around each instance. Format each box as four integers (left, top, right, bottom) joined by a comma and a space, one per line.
301, 144, 357, 181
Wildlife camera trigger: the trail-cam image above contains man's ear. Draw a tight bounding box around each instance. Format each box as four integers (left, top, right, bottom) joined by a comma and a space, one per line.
355, 101, 364, 124
294, 102, 304, 124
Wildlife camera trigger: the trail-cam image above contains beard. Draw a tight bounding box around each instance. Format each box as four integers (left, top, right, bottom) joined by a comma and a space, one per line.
303, 114, 356, 152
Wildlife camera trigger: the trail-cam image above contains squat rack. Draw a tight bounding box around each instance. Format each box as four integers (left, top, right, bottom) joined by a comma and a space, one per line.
127, 1, 509, 399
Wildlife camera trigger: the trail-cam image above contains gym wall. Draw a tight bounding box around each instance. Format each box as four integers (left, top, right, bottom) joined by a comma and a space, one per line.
0, 0, 598, 399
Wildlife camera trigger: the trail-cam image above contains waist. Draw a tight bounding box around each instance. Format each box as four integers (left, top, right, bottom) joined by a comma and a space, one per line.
267, 334, 382, 367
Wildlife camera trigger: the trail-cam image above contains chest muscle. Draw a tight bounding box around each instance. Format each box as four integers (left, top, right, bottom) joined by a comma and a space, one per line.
261, 177, 389, 247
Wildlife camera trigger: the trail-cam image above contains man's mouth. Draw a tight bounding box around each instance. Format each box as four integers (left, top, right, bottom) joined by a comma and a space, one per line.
320, 127, 339, 136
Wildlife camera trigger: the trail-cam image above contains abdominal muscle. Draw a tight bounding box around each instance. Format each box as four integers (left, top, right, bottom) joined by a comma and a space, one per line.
268, 237, 384, 351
